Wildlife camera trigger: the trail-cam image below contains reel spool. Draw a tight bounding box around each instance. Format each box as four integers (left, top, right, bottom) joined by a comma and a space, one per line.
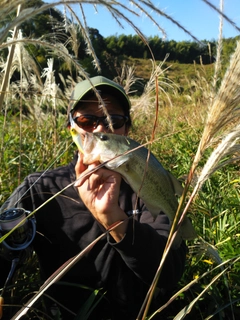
0, 208, 36, 261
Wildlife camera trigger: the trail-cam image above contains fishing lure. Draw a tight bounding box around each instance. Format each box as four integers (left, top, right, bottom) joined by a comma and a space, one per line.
69, 111, 84, 154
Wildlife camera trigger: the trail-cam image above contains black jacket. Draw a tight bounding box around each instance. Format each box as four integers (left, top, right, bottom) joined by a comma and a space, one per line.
0, 152, 187, 319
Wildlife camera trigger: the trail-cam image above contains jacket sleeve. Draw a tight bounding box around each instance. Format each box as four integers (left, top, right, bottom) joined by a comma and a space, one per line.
0, 177, 34, 213
108, 208, 187, 291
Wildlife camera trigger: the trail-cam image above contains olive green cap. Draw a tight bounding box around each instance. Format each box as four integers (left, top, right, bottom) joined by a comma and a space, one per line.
68, 76, 131, 116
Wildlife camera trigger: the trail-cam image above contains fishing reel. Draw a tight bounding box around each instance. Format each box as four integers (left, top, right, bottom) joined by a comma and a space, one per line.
0, 208, 36, 262
0, 208, 36, 318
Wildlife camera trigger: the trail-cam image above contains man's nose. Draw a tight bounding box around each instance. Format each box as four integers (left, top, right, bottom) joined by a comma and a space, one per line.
93, 122, 111, 133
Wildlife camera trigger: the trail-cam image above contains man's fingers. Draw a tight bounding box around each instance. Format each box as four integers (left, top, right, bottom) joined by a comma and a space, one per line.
74, 163, 102, 187
75, 153, 88, 177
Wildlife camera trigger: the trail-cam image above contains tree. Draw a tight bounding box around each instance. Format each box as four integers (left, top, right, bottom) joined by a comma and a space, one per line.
21, 0, 64, 39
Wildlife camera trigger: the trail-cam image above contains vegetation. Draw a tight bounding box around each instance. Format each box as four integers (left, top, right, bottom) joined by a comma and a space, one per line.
0, 0, 240, 319
1, 0, 239, 89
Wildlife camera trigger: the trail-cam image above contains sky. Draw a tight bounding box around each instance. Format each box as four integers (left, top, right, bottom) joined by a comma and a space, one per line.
51, 0, 240, 42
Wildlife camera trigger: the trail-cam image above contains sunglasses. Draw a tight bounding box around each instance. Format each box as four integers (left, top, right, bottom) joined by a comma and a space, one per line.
72, 114, 129, 130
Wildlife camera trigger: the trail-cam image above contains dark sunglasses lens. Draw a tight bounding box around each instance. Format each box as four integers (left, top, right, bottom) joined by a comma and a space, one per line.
74, 115, 128, 130
110, 115, 127, 129
74, 115, 97, 129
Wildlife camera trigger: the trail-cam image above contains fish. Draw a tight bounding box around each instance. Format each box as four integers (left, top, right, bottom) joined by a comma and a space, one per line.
80, 132, 197, 247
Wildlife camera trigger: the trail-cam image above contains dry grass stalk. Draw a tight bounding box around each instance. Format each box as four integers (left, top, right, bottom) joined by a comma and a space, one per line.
0, 4, 21, 111
194, 41, 240, 168
212, 0, 224, 90
131, 56, 178, 120
113, 61, 142, 95
65, 3, 101, 71
202, 0, 240, 33
177, 41, 240, 228
140, 30, 240, 320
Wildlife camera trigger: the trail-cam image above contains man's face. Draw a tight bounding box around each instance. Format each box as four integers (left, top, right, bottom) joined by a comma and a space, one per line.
72, 93, 129, 136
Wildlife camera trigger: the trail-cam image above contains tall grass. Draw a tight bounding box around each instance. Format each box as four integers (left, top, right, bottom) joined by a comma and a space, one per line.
0, 1, 240, 319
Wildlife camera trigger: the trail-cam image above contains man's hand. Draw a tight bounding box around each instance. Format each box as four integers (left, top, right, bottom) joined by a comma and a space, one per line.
75, 153, 128, 242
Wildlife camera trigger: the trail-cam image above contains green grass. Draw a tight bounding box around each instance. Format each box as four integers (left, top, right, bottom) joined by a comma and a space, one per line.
1, 95, 239, 319
126, 57, 214, 86
0, 1, 240, 318
1, 56, 239, 319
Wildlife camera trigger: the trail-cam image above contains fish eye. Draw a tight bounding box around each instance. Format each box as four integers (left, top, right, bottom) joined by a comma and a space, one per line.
99, 134, 109, 141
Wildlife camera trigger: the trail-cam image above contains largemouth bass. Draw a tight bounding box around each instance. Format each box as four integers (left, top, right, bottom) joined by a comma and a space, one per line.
81, 132, 196, 247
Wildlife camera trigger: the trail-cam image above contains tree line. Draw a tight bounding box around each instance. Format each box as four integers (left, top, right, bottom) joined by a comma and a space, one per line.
87, 30, 239, 64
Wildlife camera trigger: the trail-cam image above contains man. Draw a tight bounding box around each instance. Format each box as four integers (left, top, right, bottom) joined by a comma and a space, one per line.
0, 76, 186, 319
